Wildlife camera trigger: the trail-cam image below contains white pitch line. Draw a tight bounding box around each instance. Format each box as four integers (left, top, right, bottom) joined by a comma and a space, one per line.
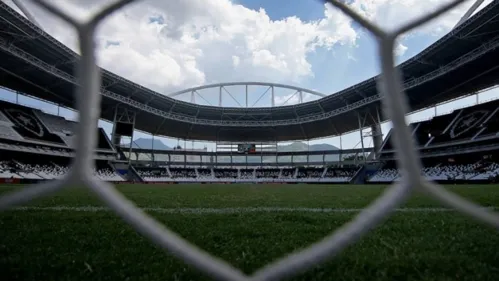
6, 206, 498, 214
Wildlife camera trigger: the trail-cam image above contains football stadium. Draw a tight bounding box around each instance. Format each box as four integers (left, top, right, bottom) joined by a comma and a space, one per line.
1, 0, 499, 280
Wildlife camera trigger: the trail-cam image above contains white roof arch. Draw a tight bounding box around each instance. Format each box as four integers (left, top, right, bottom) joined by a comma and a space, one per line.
166, 82, 327, 98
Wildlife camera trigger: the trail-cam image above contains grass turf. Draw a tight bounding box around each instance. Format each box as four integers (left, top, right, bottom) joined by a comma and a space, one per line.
0, 184, 498, 281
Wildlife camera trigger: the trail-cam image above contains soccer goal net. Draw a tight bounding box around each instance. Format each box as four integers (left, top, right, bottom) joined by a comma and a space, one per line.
0, 1, 497, 281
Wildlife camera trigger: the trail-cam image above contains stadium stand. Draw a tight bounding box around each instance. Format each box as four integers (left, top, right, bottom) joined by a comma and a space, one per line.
296, 167, 323, 179
322, 167, 357, 183
1, 103, 65, 144
255, 168, 280, 179
371, 100, 499, 184
0, 101, 122, 183
369, 156, 499, 184
198, 168, 213, 179
429, 101, 498, 145
136, 168, 171, 182
240, 168, 254, 179
281, 168, 295, 179
0, 157, 125, 182
368, 163, 499, 183
131, 165, 359, 183
214, 168, 238, 179
170, 167, 197, 180
381, 99, 499, 153
2, 98, 499, 185
0, 101, 114, 151
0, 161, 21, 179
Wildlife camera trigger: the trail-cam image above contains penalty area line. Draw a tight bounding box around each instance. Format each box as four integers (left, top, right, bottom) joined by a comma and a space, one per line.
7, 206, 498, 214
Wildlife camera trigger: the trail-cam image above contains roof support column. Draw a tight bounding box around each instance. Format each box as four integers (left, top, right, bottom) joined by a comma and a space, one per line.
245, 85, 248, 108
219, 86, 223, 107
190, 91, 195, 103
371, 124, 383, 160
111, 106, 119, 146
357, 112, 366, 164
111, 105, 137, 165
339, 134, 343, 162
371, 107, 383, 160
271, 86, 275, 107
306, 139, 310, 165
151, 135, 155, 162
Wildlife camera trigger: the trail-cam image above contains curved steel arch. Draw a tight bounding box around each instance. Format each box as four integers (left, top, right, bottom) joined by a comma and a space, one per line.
166, 82, 327, 98
454, 0, 486, 28
10, 0, 41, 28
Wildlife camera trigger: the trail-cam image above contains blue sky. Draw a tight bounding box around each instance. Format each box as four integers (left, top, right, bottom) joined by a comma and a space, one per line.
234, 0, 328, 22
1, 0, 497, 152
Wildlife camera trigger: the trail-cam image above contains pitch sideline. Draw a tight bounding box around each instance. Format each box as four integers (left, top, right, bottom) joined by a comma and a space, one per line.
7, 206, 498, 214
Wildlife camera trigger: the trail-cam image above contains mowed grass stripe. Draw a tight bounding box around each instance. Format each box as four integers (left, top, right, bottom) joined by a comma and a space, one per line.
2, 184, 499, 281
9, 205, 498, 213
2, 184, 499, 209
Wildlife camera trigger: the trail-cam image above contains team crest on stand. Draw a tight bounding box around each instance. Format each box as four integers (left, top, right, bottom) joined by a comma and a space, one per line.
449, 110, 488, 139
4, 108, 44, 137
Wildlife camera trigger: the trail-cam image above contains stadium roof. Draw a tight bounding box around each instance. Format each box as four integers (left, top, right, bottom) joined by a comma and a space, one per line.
1, 1, 499, 142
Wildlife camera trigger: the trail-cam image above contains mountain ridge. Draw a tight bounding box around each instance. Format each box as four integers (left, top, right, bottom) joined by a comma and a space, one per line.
126, 138, 339, 151
124, 138, 340, 163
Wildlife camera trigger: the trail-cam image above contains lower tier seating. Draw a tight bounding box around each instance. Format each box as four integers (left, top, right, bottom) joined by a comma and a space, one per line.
0, 160, 125, 182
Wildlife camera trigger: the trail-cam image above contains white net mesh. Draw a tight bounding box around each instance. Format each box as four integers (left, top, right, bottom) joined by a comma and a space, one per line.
0, 0, 498, 280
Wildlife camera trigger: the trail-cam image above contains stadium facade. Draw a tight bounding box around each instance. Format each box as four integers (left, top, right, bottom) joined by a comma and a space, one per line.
0, 1, 499, 184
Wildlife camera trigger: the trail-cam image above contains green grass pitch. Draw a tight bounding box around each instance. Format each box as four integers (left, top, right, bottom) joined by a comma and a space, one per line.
1, 184, 498, 281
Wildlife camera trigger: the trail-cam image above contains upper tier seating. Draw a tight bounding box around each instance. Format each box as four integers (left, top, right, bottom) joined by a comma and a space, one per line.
35, 111, 76, 146
0, 111, 10, 123
0, 124, 23, 141
381, 99, 499, 152
0, 100, 113, 151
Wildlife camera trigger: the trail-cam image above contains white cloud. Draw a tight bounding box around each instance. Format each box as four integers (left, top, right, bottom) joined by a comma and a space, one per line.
394, 42, 408, 57
232, 55, 240, 67
350, 0, 492, 33
349, 0, 493, 54
6, 0, 358, 94
4, 0, 493, 103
